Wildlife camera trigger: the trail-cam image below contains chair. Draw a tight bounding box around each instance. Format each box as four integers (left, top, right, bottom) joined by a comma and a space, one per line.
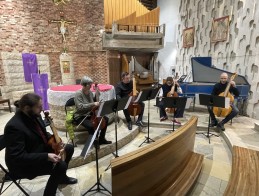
0, 135, 29, 196
65, 97, 90, 146
65, 97, 77, 146
0, 98, 12, 113
65, 97, 76, 115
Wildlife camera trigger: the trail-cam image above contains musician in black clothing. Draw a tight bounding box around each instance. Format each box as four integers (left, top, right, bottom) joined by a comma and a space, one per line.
158, 77, 184, 125
208, 72, 240, 131
4, 93, 77, 196
115, 72, 145, 130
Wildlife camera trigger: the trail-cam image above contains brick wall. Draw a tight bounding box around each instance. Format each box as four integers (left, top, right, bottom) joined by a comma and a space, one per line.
0, 0, 108, 85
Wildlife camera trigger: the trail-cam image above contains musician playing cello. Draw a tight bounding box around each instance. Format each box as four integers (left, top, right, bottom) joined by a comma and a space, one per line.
208, 72, 240, 131
115, 72, 146, 130
74, 76, 112, 145
4, 93, 77, 196
158, 76, 184, 125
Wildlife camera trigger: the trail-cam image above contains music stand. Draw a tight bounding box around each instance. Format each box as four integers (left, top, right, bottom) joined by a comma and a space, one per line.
162, 97, 187, 132
104, 97, 131, 171
139, 87, 160, 147
81, 106, 111, 195
198, 94, 227, 143
113, 97, 131, 156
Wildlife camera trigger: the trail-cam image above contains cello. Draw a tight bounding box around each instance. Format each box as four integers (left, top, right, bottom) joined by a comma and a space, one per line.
89, 83, 107, 130
76, 83, 107, 131
127, 76, 142, 118
165, 79, 178, 113
213, 73, 237, 117
44, 112, 66, 161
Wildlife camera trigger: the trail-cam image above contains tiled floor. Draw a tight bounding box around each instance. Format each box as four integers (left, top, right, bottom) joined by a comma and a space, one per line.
0, 100, 259, 196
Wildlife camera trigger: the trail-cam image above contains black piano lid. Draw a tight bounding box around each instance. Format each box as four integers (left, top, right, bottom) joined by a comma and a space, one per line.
191, 57, 250, 86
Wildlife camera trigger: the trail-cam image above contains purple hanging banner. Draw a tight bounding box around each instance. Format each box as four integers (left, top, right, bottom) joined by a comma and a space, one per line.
32, 73, 49, 110
22, 53, 38, 82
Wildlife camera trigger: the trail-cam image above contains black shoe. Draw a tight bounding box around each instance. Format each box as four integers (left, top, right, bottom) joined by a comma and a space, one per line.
99, 139, 112, 145
59, 177, 78, 185
217, 123, 225, 131
209, 120, 218, 127
136, 121, 146, 127
128, 121, 132, 130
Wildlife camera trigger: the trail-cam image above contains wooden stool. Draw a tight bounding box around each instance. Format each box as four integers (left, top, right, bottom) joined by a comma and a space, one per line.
0, 98, 12, 113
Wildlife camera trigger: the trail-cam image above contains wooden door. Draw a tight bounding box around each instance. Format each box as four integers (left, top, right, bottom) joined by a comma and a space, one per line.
108, 54, 121, 86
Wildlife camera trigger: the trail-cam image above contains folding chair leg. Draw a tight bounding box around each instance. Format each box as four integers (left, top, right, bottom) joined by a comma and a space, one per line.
0, 178, 5, 193
0, 165, 29, 196
72, 139, 77, 147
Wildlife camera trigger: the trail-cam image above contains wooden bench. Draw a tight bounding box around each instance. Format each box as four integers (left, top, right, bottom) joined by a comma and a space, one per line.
0, 98, 11, 113
224, 146, 259, 196
111, 116, 204, 196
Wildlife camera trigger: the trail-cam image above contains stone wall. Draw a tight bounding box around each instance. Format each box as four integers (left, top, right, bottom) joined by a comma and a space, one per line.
176, 0, 259, 119
0, 0, 109, 98
0, 52, 51, 101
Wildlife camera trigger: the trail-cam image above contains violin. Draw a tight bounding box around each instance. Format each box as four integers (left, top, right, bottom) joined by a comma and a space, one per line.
213, 73, 237, 117
44, 112, 66, 161
127, 76, 142, 117
166, 80, 178, 113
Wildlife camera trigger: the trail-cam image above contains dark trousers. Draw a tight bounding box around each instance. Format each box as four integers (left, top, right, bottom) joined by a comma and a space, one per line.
76, 116, 109, 141
44, 144, 74, 195
9, 144, 74, 196
208, 104, 239, 125
123, 102, 145, 122
158, 100, 184, 118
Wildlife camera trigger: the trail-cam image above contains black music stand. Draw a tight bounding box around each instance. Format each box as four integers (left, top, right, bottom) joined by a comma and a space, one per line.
162, 97, 187, 132
81, 109, 111, 195
198, 94, 226, 143
113, 97, 131, 156
139, 87, 160, 147
104, 97, 131, 171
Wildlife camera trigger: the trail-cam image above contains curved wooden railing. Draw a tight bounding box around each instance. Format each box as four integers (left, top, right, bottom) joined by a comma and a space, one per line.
111, 116, 204, 196
224, 146, 259, 196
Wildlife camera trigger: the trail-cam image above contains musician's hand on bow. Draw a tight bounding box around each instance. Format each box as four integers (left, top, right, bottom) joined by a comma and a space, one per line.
94, 102, 100, 106
175, 81, 180, 87
48, 153, 61, 163
230, 81, 236, 87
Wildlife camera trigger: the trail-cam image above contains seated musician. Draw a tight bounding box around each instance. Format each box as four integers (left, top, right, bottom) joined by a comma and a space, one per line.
74, 76, 112, 145
208, 72, 240, 131
4, 93, 77, 196
158, 77, 184, 125
115, 72, 145, 130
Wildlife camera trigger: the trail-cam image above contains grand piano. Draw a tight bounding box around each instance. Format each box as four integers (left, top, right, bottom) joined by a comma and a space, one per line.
179, 57, 250, 112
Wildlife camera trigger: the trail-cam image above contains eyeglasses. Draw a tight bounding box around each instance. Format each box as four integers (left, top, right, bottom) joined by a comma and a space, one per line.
84, 83, 92, 86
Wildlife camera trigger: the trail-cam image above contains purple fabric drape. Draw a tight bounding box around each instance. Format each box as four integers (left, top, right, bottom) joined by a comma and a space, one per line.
22, 53, 39, 82
32, 73, 49, 110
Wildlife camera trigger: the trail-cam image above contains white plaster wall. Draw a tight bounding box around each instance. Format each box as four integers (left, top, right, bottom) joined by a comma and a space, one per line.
175, 0, 259, 119
157, 0, 181, 83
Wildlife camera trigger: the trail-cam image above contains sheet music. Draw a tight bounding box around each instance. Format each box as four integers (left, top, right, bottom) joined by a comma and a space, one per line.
83, 117, 103, 159
225, 97, 230, 108
97, 102, 104, 117
125, 96, 132, 109
134, 91, 142, 103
